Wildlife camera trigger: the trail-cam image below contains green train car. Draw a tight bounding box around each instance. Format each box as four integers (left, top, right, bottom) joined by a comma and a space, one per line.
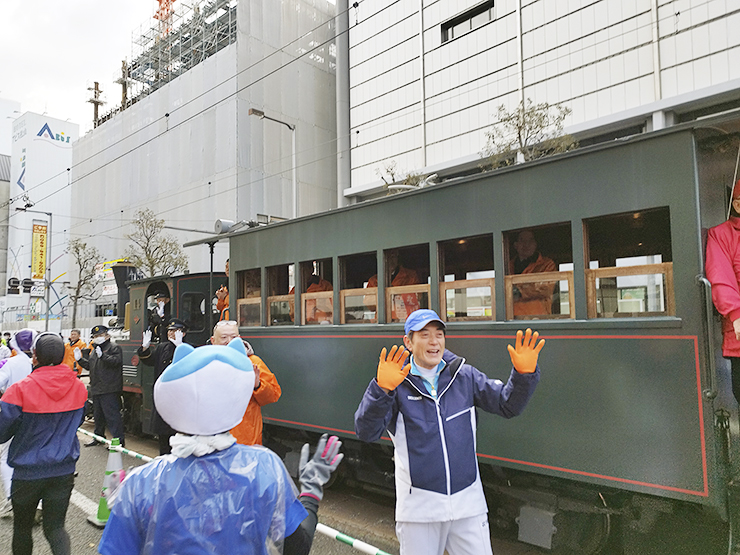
179, 113, 738, 554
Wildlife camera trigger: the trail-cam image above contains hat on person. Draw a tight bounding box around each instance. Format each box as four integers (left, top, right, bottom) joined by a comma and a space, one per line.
33, 332, 65, 366
167, 318, 188, 332
155, 291, 170, 299
91, 325, 108, 336
404, 309, 446, 336
154, 338, 255, 435
11, 328, 38, 353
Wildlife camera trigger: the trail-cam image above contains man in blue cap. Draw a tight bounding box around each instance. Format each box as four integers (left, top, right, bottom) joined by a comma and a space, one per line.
354, 309, 544, 555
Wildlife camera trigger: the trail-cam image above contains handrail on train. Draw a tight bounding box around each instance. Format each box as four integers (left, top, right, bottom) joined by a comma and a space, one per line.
697, 275, 718, 400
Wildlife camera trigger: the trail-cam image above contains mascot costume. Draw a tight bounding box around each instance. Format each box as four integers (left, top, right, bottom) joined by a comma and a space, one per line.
98, 338, 342, 555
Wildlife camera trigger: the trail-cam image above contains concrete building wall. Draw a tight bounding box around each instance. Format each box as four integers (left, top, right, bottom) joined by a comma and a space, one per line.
70, 0, 337, 275
345, 0, 740, 196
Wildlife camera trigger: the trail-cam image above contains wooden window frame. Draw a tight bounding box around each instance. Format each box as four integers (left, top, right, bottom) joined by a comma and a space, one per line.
504, 271, 576, 320
236, 297, 261, 327
385, 284, 431, 323
585, 262, 675, 319
301, 290, 334, 325
266, 294, 294, 326
439, 278, 495, 322
340, 287, 378, 324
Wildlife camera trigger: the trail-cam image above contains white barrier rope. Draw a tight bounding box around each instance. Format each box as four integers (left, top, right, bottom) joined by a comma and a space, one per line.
77, 428, 154, 463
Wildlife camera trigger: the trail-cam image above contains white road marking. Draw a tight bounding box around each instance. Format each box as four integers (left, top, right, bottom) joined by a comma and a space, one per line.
70, 488, 100, 516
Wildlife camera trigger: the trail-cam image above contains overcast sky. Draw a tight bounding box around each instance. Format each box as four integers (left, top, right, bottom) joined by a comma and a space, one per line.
0, 1, 159, 140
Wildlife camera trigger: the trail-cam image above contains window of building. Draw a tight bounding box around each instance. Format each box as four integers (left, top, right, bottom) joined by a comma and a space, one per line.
384, 245, 430, 323
267, 264, 295, 326
95, 303, 117, 318
441, 1, 494, 43
584, 207, 674, 318
299, 259, 334, 325
237, 268, 261, 327
439, 234, 495, 321
340, 252, 377, 324
504, 223, 574, 320
180, 292, 206, 332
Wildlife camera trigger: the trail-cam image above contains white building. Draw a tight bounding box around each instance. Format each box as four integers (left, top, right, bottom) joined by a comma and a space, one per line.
340, 0, 740, 200
71, 0, 337, 274
5, 113, 78, 332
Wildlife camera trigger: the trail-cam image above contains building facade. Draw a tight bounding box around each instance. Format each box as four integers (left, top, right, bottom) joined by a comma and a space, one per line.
71, 0, 337, 275
341, 0, 740, 200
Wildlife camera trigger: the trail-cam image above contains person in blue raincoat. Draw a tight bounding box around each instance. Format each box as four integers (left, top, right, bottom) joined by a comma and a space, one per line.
97, 338, 342, 555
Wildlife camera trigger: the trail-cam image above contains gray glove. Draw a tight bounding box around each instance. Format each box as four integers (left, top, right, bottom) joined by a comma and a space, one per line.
298, 433, 343, 501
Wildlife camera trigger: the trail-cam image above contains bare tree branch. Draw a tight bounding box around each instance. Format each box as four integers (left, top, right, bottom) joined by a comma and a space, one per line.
67, 239, 103, 327
124, 209, 189, 277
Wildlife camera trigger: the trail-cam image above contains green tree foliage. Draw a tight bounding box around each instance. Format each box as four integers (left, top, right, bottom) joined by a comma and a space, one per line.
481, 98, 578, 169
124, 209, 188, 277
67, 239, 103, 327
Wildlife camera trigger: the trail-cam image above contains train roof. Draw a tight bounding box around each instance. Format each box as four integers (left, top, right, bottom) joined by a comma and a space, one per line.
184, 109, 740, 249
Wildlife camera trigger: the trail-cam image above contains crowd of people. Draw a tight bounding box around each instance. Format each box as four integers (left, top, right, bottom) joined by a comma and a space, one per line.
0, 256, 549, 555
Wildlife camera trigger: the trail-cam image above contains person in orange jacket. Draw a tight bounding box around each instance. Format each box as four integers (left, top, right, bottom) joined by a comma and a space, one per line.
508, 229, 557, 317
366, 251, 421, 321
210, 321, 281, 445
290, 275, 333, 324
216, 259, 230, 321
63, 329, 87, 375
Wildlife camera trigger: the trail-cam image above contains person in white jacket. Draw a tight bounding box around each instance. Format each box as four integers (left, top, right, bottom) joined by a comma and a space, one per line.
0, 329, 38, 516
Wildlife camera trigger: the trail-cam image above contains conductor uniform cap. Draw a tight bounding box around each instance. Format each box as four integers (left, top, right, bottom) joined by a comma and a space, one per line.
91, 325, 108, 336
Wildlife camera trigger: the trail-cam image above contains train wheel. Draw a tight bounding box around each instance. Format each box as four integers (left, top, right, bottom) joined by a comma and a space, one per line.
549, 493, 611, 555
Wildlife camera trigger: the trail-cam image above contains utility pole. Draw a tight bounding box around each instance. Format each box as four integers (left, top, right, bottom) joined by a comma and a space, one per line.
87, 82, 105, 128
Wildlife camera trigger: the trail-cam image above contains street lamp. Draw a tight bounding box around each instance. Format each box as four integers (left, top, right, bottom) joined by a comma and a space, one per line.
248, 108, 297, 219
15, 206, 53, 331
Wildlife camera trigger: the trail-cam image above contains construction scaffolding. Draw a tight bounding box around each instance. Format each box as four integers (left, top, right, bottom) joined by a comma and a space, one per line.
97, 0, 238, 126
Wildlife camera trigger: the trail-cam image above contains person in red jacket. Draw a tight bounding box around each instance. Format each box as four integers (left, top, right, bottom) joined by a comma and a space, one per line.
0, 332, 87, 555
706, 179, 740, 403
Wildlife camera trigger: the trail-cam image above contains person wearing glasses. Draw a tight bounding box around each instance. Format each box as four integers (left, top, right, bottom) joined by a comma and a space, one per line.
211, 321, 281, 445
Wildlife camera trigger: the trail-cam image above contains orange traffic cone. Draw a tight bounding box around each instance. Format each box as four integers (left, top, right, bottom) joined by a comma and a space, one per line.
87, 438, 126, 527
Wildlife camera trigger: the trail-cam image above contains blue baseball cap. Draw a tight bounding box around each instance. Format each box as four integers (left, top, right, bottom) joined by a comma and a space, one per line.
404, 309, 446, 336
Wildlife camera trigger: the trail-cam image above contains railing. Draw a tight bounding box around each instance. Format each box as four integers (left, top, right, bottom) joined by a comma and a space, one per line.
301, 291, 334, 325
236, 297, 261, 327
385, 284, 430, 323
267, 294, 294, 326
504, 271, 575, 320
585, 262, 674, 319
340, 287, 377, 324
439, 278, 495, 322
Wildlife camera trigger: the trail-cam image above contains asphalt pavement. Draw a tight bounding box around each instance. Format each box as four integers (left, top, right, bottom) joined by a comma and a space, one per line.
0, 422, 542, 555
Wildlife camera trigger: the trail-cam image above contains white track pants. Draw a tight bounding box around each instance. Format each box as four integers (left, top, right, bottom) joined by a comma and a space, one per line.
396, 513, 494, 555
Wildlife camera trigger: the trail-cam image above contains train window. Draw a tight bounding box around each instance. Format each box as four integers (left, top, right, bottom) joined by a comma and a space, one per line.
267, 264, 295, 326
504, 224, 574, 320
299, 259, 334, 325
237, 268, 261, 327
584, 207, 674, 318
180, 292, 206, 332
340, 252, 377, 324
439, 234, 495, 321
381, 245, 430, 323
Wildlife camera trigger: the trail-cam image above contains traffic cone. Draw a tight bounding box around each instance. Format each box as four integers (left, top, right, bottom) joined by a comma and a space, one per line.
87, 438, 125, 528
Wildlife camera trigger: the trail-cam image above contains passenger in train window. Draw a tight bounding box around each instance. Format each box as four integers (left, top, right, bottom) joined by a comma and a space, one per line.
706, 179, 740, 405
305, 275, 333, 324
355, 310, 543, 555
366, 250, 421, 320
509, 229, 557, 317
211, 321, 282, 446
215, 258, 230, 321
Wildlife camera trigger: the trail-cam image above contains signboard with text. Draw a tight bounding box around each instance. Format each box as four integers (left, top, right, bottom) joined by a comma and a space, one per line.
31, 222, 47, 280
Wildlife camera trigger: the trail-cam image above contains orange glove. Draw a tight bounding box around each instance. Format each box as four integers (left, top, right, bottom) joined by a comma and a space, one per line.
507, 328, 545, 374
376, 345, 410, 392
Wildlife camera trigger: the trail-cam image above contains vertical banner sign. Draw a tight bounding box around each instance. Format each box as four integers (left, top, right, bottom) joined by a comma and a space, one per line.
31, 220, 48, 281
